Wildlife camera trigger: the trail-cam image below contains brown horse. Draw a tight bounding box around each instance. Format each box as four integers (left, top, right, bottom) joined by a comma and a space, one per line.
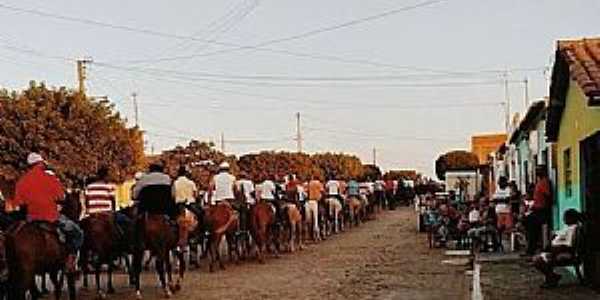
280, 203, 303, 253
250, 202, 276, 263
6, 221, 76, 300
345, 196, 363, 228
79, 212, 132, 298
132, 210, 194, 299
203, 202, 239, 272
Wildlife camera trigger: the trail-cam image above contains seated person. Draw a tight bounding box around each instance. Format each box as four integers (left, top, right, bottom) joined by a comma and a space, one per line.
533, 209, 581, 288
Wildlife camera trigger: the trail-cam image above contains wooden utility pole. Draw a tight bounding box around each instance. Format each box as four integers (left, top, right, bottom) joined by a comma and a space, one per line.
131, 92, 139, 127
295, 112, 303, 153
524, 77, 530, 108
373, 147, 377, 165
504, 72, 511, 133
76, 58, 92, 95
220, 132, 225, 153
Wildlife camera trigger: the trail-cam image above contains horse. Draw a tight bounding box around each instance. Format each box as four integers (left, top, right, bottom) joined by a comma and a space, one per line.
202, 202, 239, 272
345, 196, 363, 228
250, 201, 276, 263
324, 196, 344, 234
131, 207, 195, 299
280, 203, 303, 252
6, 221, 77, 300
79, 212, 133, 298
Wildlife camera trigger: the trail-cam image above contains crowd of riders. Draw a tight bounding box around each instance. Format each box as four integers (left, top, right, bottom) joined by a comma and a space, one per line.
0, 152, 416, 298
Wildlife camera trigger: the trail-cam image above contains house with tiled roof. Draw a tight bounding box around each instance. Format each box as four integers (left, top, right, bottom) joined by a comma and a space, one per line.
546, 37, 600, 287
509, 100, 548, 193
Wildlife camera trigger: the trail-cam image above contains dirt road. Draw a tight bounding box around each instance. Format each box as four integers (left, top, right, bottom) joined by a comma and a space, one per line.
79, 208, 469, 300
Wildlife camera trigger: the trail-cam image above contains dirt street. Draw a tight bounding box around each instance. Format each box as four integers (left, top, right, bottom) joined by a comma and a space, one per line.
78, 208, 469, 300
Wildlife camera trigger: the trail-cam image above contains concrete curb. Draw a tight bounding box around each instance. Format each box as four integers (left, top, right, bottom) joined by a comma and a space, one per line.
472, 262, 483, 300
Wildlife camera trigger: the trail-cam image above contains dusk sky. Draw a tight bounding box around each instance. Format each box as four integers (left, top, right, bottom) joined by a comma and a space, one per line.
1, 0, 599, 177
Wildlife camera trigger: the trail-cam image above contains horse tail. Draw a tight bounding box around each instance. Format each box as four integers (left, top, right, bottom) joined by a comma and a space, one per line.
214, 212, 236, 236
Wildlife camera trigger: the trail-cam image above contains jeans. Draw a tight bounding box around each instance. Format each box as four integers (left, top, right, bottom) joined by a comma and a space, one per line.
526, 210, 544, 255
57, 214, 84, 254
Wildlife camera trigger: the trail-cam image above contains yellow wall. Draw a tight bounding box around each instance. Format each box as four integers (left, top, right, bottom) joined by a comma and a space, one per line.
555, 80, 600, 226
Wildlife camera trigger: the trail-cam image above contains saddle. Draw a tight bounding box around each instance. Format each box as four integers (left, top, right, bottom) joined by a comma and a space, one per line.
10, 221, 66, 244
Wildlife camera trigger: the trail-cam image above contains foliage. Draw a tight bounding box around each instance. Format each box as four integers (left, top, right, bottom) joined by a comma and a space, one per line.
156, 140, 238, 190
238, 151, 322, 182
0, 81, 145, 188
361, 164, 382, 181
434, 150, 479, 180
383, 170, 420, 181
311, 152, 364, 181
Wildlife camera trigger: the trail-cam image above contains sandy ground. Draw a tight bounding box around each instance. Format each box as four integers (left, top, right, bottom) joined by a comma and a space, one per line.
481, 260, 599, 300
76, 208, 469, 300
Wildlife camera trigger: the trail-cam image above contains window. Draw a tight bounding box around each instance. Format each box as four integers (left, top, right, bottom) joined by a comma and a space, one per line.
564, 148, 572, 198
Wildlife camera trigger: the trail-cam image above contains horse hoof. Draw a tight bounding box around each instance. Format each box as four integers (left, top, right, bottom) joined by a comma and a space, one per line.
164, 288, 172, 298
97, 291, 107, 299
108, 287, 116, 294
136, 291, 143, 300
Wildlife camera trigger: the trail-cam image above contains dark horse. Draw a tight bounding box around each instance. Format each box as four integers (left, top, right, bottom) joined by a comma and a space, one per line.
131, 209, 194, 299
80, 211, 133, 298
5, 191, 81, 300
6, 221, 77, 300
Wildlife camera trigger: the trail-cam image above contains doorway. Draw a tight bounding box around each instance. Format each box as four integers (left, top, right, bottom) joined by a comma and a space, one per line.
581, 131, 600, 288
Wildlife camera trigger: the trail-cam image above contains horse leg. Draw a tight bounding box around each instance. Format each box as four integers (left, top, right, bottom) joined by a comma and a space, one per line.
66, 272, 76, 300
48, 270, 62, 300
107, 260, 115, 294
94, 260, 106, 299
132, 250, 143, 299
155, 258, 171, 298
173, 250, 185, 292
290, 221, 296, 253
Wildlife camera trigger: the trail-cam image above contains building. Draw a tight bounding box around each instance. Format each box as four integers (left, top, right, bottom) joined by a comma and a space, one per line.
508, 100, 548, 193
546, 37, 600, 287
471, 134, 508, 165
471, 134, 507, 196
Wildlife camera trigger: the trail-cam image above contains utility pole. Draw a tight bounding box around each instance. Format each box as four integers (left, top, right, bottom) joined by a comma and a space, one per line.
504, 72, 511, 133
76, 58, 92, 95
372, 147, 377, 166
131, 92, 139, 127
220, 132, 225, 153
523, 77, 530, 108
295, 112, 303, 153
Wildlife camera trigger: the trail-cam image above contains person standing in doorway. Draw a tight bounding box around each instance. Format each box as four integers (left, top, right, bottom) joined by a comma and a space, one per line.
526, 167, 553, 256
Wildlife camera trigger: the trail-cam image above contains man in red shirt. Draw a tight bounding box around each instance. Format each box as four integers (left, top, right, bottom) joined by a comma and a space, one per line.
525, 166, 552, 256
13, 153, 83, 273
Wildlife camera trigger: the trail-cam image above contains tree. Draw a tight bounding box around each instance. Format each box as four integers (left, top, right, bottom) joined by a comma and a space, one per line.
361, 164, 382, 181
434, 150, 479, 180
311, 152, 364, 180
156, 140, 237, 190
0, 82, 145, 189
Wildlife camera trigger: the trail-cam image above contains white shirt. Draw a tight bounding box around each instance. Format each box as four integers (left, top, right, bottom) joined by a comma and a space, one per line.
326, 180, 340, 195
374, 180, 385, 191
493, 187, 511, 214
212, 172, 236, 202
552, 224, 578, 247
172, 176, 198, 204
468, 209, 480, 223
236, 179, 256, 204
260, 180, 276, 200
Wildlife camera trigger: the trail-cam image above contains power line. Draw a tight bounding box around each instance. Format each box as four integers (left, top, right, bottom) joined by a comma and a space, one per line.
0, 1, 489, 75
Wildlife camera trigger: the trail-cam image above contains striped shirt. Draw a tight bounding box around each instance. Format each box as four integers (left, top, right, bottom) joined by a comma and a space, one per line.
85, 182, 116, 215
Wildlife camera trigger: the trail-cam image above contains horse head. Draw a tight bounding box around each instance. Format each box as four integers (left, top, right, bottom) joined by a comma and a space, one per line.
61, 189, 83, 221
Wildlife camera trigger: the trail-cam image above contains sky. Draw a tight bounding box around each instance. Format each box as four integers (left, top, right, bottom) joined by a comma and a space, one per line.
1, 0, 599, 177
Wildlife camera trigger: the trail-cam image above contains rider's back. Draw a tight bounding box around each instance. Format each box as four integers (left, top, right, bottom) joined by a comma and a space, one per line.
13, 164, 63, 222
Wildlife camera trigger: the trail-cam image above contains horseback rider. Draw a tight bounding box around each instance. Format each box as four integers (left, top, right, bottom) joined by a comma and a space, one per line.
12, 152, 84, 273
285, 174, 301, 205
306, 175, 324, 240
133, 162, 188, 247
172, 165, 200, 217
235, 171, 255, 231
84, 166, 132, 245
259, 174, 280, 221
208, 162, 237, 206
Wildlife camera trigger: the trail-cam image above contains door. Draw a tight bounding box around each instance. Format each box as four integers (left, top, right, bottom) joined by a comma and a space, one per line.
581, 131, 600, 287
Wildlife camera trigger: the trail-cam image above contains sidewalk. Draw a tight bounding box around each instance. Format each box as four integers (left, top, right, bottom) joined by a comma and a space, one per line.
477, 254, 598, 300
